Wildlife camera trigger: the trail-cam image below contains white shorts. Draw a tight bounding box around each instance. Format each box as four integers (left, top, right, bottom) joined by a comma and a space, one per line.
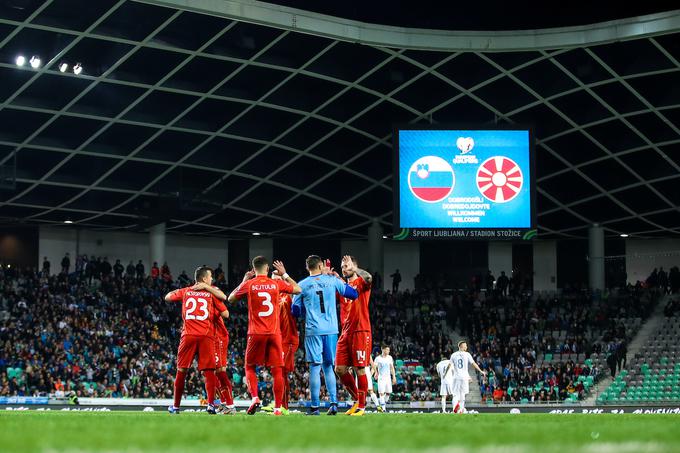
440, 379, 455, 396
377, 376, 392, 394
452, 378, 470, 396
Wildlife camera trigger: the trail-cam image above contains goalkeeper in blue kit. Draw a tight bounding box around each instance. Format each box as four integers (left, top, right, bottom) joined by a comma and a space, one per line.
292, 255, 358, 415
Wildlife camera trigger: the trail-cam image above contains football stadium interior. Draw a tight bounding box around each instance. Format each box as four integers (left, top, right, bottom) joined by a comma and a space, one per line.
1, 1, 680, 451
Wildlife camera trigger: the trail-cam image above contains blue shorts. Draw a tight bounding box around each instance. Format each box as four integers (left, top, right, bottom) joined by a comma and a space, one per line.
304, 334, 338, 365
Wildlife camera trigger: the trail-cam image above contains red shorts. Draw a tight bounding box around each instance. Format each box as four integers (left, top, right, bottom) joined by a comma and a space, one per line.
214, 335, 229, 369
245, 334, 284, 368
282, 342, 299, 372
177, 334, 215, 370
336, 331, 372, 368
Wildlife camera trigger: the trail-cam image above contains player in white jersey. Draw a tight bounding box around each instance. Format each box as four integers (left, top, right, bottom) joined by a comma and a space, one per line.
436, 358, 454, 413
450, 340, 486, 413
373, 345, 396, 412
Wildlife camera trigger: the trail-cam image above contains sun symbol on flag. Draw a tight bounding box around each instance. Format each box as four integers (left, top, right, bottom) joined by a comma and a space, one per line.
476, 156, 523, 203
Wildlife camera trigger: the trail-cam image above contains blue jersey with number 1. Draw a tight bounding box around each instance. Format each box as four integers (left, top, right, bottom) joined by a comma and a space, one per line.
293, 274, 357, 336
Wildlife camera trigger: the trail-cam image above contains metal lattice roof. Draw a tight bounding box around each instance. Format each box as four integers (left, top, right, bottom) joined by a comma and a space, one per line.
1, 0, 680, 239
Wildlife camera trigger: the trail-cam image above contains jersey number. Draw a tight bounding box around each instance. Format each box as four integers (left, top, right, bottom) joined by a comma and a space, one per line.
257, 292, 274, 317
356, 350, 366, 362
315, 291, 326, 314
457, 358, 464, 369
185, 297, 209, 321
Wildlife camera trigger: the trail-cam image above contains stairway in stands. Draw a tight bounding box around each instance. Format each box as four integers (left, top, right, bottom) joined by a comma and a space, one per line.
586, 294, 672, 405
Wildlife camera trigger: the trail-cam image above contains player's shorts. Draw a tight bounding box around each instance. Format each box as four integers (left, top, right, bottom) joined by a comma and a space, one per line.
452, 378, 470, 396
177, 334, 215, 370
440, 379, 455, 396
304, 334, 338, 364
214, 335, 229, 368
378, 376, 393, 394
336, 331, 372, 368
245, 334, 284, 367
282, 342, 299, 372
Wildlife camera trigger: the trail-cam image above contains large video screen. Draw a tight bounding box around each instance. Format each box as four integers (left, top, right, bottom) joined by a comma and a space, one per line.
394, 127, 535, 240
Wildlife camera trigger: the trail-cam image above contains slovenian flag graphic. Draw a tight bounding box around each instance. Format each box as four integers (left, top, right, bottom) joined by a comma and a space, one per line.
407, 155, 455, 203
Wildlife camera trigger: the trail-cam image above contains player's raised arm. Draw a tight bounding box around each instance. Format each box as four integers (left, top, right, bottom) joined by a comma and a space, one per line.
216, 300, 230, 319
192, 281, 227, 301
343, 255, 372, 284
227, 270, 254, 303
164, 288, 182, 302
333, 275, 358, 300
272, 260, 302, 294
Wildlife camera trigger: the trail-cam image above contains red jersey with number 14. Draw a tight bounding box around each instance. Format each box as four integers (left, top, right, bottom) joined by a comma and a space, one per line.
340, 275, 371, 334
232, 276, 294, 335
167, 287, 227, 337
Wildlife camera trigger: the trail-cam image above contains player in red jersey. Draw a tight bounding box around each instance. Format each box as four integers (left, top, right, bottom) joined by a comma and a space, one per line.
164, 266, 228, 414
334, 255, 373, 416
213, 305, 235, 415
277, 273, 299, 413
228, 256, 301, 416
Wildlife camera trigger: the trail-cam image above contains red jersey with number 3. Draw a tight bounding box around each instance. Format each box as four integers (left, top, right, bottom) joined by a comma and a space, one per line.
232, 276, 294, 335
341, 275, 371, 334
167, 287, 226, 337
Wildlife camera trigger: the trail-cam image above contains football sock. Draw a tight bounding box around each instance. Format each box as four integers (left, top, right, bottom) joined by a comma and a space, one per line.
379, 395, 385, 406
203, 370, 216, 405
322, 362, 338, 404
370, 392, 380, 407
216, 370, 234, 406
245, 364, 259, 398
310, 363, 322, 408
173, 370, 186, 408
340, 372, 358, 400
441, 397, 446, 412
283, 372, 290, 409
272, 366, 284, 409
357, 373, 368, 409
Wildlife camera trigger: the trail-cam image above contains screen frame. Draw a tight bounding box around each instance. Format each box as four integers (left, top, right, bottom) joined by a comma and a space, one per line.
392, 124, 536, 240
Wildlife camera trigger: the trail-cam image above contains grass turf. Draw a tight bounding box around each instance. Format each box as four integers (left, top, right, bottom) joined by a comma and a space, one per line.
1, 411, 680, 452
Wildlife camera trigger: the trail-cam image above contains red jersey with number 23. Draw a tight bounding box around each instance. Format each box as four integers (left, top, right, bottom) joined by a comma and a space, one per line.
168, 287, 226, 337
232, 276, 294, 335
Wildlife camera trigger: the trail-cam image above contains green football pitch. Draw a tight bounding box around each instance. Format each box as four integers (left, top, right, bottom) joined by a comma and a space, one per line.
2, 411, 680, 452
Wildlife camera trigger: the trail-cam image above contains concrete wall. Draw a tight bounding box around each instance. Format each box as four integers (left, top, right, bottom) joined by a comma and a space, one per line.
626, 238, 680, 284
488, 242, 513, 278
383, 241, 420, 292
39, 226, 228, 278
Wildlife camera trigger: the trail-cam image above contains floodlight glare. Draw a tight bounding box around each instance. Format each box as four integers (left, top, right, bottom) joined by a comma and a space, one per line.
73, 63, 82, 75
59, 62, 68, 73
29, 56, 41, 68
15, 55, 26, 66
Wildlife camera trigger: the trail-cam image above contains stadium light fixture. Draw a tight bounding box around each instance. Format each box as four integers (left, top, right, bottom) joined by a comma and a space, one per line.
64, 220, 74, 224
382, 235, 388, 239
620, 234, 629, 238
59, 62, 68, 73
15, 55, 26, 66
252, 232, 261, 236
29, 56, 41, 68
73, 63, 82, 75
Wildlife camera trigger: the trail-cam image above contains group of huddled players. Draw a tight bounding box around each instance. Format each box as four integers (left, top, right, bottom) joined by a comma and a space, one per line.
164, 254, 397, 416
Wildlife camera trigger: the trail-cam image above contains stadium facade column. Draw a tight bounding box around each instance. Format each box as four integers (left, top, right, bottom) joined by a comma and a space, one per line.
368, 219, 384, 278
588, 225, 605, 291
149, 223, 166, 269
488, 242, 512, 280
249, 238, 273, 263
533, 241, 557, 291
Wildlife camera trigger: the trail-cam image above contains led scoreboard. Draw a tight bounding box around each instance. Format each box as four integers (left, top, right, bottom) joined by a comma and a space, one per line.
393, 127, 536, 240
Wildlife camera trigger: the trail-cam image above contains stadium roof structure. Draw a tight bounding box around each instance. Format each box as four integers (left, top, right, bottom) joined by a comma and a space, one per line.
1, 0, 680, 239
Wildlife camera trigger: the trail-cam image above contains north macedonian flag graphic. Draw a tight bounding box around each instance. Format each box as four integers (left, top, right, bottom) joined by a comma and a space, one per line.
408, 156, 455, 203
